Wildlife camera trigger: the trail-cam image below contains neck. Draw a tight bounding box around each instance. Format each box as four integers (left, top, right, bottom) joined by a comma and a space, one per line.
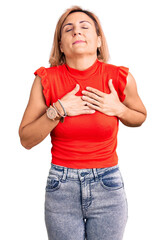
65, 55, 97, 70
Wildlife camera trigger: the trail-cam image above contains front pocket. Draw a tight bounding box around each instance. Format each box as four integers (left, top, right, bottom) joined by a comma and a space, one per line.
45, 176, 61, 192
99, 168, 124, 191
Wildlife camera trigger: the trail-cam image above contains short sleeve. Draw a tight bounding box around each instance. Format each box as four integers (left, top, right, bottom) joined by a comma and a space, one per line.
34, 67, 51, 107
117, 66, 129, 102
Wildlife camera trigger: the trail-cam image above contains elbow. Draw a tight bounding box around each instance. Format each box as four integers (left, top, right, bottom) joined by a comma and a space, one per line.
137, 104, 147, 127
136, 111, 147, 127
19, 126, 33, 150
121, 112, 147, 127
135, 107, 147, 127
141, 109, 147, 125
20, 138, 33, 150
23, 144, 33, 150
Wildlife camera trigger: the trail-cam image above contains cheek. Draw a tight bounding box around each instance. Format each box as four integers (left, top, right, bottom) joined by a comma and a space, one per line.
61, 36, 67, 46
86, 32, 98, 44
87, 37, 98, 49
60, 37, 71, 50
61, 32, 71, 43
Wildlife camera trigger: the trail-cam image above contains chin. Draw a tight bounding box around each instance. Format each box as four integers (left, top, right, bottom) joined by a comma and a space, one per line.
73, 48, 93, 54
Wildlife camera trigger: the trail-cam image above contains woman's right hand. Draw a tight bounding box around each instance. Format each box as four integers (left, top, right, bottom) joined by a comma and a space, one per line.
59, 84, 95, 117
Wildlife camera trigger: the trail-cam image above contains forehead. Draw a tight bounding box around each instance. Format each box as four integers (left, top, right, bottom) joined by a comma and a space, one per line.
62, 12, 94, 26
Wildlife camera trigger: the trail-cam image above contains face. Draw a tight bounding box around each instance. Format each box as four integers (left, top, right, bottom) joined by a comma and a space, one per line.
60, 12, 101, 59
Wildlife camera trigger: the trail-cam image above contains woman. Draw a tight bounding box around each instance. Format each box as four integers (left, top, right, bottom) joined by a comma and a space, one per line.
19, 6, 147, 240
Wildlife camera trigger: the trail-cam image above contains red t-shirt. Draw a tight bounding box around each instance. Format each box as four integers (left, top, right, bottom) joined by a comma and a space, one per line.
34, 59, 129, 169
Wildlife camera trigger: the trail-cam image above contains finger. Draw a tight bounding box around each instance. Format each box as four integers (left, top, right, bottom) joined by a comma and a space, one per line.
81, 91, 103, 103
85, 87, 104, 97
83, 106, 94, 110
85, 102, 101, 111
82, 92, 103, 104
82, 101, 88, 106
82, 95, 101, 107
80, 109, 96, 115
109, 79, 117, 95
71, 84, 80, 94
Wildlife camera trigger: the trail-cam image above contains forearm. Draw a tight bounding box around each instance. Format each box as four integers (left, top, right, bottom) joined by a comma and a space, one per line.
20, 112, 60, 149
20, 101, 65, 149
117, 104, 147, 127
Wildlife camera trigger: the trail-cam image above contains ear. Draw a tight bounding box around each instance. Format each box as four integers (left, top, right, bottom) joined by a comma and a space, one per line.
97, 36, 101, 48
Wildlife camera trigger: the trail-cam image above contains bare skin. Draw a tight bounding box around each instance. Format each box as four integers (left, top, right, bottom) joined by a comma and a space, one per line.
81, 75, 147, 127
19, 12, 147, 149
18, 78, 93, 149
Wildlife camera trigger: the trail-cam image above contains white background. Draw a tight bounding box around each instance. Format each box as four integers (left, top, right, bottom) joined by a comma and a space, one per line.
1, 0, 165, 239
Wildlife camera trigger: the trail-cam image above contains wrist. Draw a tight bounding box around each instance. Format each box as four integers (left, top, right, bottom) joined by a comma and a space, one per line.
54, 101, 64, 116
116, 102, 128, 118
46, 105, 61, 121
55, 113, 62, 121
53, 100, 67, 123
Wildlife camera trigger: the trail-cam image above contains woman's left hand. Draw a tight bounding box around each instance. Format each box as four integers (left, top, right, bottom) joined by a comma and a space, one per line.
81, 79, 125, 117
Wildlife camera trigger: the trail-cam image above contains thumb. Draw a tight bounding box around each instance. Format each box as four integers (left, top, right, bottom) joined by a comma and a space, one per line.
72, 84, 80, 94
108, 79, 117, 95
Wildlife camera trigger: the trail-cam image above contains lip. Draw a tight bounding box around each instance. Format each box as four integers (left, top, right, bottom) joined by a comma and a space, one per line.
72, 40, 86, 45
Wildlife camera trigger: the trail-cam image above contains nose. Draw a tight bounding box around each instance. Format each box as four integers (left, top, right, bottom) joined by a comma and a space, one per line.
73, 32, 81, 36
72, 27, 82, 37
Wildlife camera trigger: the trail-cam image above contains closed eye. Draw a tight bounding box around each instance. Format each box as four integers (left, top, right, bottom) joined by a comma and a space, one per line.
66, 29, 72, 32
66, 27, 89, 32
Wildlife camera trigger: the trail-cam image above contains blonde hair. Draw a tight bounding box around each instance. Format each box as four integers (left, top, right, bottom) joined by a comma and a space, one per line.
49, 6, 110, 67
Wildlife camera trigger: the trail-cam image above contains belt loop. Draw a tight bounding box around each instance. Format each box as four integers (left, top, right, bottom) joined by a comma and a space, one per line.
62, 167, 67, 181
92, 168, 99, 181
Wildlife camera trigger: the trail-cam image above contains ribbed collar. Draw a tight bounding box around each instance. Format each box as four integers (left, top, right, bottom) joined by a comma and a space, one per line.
64, 58, 100, 80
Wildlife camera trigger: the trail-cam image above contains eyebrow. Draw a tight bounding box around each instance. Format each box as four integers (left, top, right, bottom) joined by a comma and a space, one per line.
62, 20, 92, 30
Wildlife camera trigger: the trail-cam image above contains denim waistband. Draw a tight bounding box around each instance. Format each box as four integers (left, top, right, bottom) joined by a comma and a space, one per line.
49, 163, 119, 181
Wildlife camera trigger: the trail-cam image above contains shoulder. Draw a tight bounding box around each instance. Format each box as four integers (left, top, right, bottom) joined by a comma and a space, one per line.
124, 71, 138, 97
99, 61, 119, 73
44, 64, 65, 74
126, 71, 135, 85
99, 61, 130, 79
34, 64, 65, 75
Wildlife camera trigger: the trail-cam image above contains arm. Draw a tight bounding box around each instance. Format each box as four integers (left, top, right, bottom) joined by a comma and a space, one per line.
81, 72, 147, 127
117, 72, 147, 127
18, 75, 63, 149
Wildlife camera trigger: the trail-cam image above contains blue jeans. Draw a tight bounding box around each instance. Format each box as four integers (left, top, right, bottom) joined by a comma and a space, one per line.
45, 163, 128, 240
